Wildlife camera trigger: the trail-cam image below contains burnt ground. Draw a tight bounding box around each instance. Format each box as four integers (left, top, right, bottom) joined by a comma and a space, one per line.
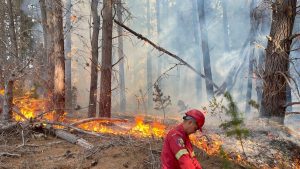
0, 127, 246, 169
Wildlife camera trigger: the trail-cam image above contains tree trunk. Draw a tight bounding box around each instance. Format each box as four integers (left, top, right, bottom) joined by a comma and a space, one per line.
192, 0, 202, 102
261, 0, 296, 123
221, 0, 230, 52
146, 0, 153, 110
245, 0, 257, 114
65, 0, 73, 115
116, 0, 126, 113
0, 0, 6, 90
197, 0, 214, 100
156, 0, 162, 83
99, 0, 113, 117
45, 0, 55, 97
88, 0, 100, 117
7, 0, 18, 60
52, 0, 65, 120
1, 80, 13, 122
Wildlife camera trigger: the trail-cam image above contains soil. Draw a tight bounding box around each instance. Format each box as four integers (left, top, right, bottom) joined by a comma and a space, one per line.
0, 128, 245, 169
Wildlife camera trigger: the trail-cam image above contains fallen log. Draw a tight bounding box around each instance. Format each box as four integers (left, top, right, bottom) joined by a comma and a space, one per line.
44, 124, 94, 150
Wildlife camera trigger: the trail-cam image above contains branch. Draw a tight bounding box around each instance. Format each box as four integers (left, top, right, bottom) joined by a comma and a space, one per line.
289, 33, 300, 41
284, 102, 300, 108
113, 19, 221, 92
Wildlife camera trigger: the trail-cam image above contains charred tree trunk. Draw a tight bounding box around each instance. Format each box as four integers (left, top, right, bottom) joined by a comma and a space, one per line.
52, 0, 65, 120
88, 0, 100, 117
116, 0, 126, 113
99, 0, 113, 117
261, 0, 296, 123
197, 0, 214, 100
65, 0, 73, 115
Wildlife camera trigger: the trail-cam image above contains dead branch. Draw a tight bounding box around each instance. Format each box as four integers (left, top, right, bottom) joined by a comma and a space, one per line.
284, 102, 300, 108
70, 117, 128, 126
0, 152, 21, 157
44, 123, 94, 150
114, 19, 221, 92
42, 121, 106, 138
286, 112, 300, 115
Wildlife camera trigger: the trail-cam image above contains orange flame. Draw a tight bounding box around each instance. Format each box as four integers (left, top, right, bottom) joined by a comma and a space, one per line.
190, 134, 222, 155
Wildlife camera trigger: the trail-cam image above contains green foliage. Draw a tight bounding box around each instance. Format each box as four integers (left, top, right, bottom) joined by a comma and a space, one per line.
248, 99, 259, 110
219, 146, 231, 169
220, 92, 249, 157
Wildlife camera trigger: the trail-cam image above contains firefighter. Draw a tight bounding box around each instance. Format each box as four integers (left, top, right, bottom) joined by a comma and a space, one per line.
161, 109, 205, 169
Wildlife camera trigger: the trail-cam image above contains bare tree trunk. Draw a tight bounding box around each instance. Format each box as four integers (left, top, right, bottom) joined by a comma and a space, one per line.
156, 0, 162, 83
197, 0, 214, 99
221, 0, 230, 52
261, 0, 296, 123
0, 0, 6, 90
65, 0, 73, 115
52, 0, 65, 120
2, 80, 13, 121
192, 0, 202, 102
7, 0, 18, 60
88, 0, 100, 118
2, 0, 18, 122
245, 0, 257, 114
146, 0, 153, 110
45, 0, 55, 97
116, 0, 126, 113
99, 0, 113, 117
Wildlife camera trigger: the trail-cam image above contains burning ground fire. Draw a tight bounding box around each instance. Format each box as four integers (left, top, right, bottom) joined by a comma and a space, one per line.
8, 95, 224, 157
6, 94, 300, 168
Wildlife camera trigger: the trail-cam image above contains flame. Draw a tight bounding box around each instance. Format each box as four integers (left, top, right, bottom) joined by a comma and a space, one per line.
190, 134, 222, 155
0, 89, 4, 95
129, 116, 166, 138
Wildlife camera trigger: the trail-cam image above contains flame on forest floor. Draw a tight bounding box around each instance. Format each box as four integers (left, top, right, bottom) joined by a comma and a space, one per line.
190, 134, 223, 156
0, 89, 4, 95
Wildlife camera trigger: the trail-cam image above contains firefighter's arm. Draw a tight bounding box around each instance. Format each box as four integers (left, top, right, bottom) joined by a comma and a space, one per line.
168, 135, 200, 169
177, 153, 198, 169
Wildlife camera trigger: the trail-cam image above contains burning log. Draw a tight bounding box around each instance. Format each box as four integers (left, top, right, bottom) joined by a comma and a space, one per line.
44, 124, 94, 150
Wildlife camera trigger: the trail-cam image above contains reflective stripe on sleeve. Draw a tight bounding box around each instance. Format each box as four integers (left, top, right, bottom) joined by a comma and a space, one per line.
175, 149, 189, 160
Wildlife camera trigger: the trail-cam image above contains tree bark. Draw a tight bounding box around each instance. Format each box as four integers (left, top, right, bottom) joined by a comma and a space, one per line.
116, 0, 126, 113
261, 0, 296, 123
99, 0, 113, 117
88, 0, 100, 118
1, 80, 13, 121
65, 0, 73, 115
52, 0, 65, 120
197, 0, 214, 100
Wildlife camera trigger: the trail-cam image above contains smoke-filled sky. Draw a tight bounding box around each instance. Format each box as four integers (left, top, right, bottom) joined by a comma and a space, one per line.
20, 0, 300, 128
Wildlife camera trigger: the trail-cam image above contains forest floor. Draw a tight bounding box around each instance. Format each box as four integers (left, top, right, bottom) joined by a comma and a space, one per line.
0, 115, 300, 169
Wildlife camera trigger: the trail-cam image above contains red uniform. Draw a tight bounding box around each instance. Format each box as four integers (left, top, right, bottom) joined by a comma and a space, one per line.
161, 124, 202, 169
